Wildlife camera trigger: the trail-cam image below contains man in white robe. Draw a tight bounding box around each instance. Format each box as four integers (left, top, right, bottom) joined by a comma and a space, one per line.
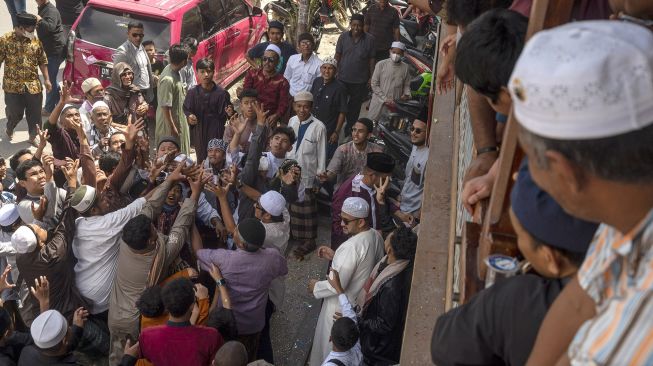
308, 197, 384, 366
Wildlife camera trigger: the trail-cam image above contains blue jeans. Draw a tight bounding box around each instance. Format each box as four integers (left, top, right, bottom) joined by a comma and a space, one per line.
44, 55, 64, 112
4, 0, 26, 28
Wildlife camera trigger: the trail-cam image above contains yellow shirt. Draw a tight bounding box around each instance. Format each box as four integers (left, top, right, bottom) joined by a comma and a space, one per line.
0, 31, 48, 94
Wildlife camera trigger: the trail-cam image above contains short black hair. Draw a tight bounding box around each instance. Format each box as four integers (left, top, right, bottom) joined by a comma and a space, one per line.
169, 44, 189, 65
240, 88, 258, 99
271, 126, 296, 145
530, 237, 587, 268
390, 226, 418, 261
16, 159, 42, 181
99, 151, 121, 176
183, 37, 199, 52
297, 32, 315, 46
331, 317, 359, 351
196, 58, 215, 71
447, 0, 512, 27
206, 307, 238, 341
122, 214, 152, 250
10, 149, 33, 172
161, 278, 195, 317
455, 9, 528, 102
142, 40, 155, 47
127, 21, 144, 30
520, 123, 653, 184
136, 286, 165, 318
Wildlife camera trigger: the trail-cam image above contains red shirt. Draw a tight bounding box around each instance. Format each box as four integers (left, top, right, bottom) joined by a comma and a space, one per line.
140, 322, 223, 366
243, 68, 290, 118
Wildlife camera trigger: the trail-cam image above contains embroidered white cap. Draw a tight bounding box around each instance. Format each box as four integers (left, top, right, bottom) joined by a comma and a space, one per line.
81, 77, 102, 93
259, 191, 286, 217
11, 225, 37, 254
91, 100, 110, 112
31, 310, 69, 349
342, 197, 369, 218
391, 41, 406, 51
509, 21, 653, 140
0, 204, 20, 227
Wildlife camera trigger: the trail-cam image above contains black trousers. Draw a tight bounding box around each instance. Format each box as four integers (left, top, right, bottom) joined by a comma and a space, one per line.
5, 91, 42, 138
256, 298, 276, 364
341, 81, 369, 133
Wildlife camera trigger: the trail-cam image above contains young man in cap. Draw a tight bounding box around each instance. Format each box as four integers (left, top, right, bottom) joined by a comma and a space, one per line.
284, 33, 323, 98
139, 278, 223, 365
36, 0, 66, 117
0, 12, 52, 144
183, 57, 232, 162
197, 218, 288, 362
156, 44, 191, 154
246, 20, 297, 73
243, 46, 290, 126
310, 56, 348, 158
364, 0, 400, 62
202, 138, 229, 177
286, 91, 327, 257
319, 118, 384, 191
508, 22, 653, 365
331, 151, 395, 249
113, 21, 155, 103
336, 14, 376, 133
308, 197, 384, 366
431, 163, 598, 366
108, 169, 202, 364
367, 41, 411, 121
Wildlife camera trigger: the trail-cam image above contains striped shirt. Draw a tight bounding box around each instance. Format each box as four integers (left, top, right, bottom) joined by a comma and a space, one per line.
569, 208, 653, 365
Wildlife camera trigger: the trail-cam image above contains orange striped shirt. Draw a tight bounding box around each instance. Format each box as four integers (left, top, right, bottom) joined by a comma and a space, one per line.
569, 209, 653, 365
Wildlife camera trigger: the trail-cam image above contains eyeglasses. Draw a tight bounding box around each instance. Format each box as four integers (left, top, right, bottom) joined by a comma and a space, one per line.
341, 217, 359, 225
131, 33, 145, 38
262, 56, 277, 63
409, 126, 424, 134
299, 40, 312, 46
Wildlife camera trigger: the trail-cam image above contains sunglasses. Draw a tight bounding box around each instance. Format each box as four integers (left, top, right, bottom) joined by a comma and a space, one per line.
262, 56, 277, 63
131, 33, 145, 38
409, 126, 424, 134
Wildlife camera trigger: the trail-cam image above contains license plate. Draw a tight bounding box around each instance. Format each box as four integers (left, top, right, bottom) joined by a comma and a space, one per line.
100, 65, 112, 79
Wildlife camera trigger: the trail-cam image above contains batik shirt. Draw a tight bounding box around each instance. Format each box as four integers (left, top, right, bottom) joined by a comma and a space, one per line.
0, 31, 47, 94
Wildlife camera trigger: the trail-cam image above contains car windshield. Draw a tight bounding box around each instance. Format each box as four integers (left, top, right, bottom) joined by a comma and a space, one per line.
75, 6, 170, 53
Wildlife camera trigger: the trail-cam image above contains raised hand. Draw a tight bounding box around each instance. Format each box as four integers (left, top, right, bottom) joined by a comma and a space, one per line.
60, 80, 82, 104
207, 181, 231, 200
36, 126, 49, 150
166, 158, 186, 182
42, 154, 54, 182
125, 114, 145, 148
188, 167, 207, 197
30, 276, 49, 306
31, 196, 48, 221
374, 175, 390, 204
0, 265, 15, 292
229, 113, 247, 135
253, 101, 270, 126
61, 159, 80, 185
73, 307, 89, 328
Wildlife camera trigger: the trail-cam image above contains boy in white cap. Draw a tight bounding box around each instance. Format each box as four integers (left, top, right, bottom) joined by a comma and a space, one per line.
506, 21, 653, 365
368, 41, 411, 120
287, 91, 327, 257
310, 56, 348, 158
308, 196, 384, 366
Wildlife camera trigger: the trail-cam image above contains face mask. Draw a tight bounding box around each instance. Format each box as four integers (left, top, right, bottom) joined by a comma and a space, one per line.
390, 53, 401, 63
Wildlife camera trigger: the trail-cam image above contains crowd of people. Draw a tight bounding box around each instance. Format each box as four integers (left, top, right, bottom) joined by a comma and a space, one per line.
0, 0, 430, 364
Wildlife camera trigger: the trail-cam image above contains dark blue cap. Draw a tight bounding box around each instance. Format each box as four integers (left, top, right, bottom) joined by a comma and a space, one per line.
510, 159, 599, 254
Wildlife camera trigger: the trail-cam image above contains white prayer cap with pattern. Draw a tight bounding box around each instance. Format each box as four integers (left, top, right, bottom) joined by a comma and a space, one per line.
509, 21, 653, 140
342, 197, 369, 218
265, 44, 282, 57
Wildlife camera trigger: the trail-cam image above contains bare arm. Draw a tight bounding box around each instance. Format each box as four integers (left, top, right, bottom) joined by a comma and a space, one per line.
393, 27, 400, 41
526, 276, 596, 366
464, 88, 499, 183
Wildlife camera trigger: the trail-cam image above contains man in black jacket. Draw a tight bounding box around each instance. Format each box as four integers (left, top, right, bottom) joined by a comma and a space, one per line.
36, 0, 66, 115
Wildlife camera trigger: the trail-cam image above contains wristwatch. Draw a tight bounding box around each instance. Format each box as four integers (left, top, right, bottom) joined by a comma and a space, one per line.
215, 278, 226, 287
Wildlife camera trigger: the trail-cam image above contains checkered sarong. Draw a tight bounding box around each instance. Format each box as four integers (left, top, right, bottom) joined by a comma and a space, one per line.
289, 189, 318, 240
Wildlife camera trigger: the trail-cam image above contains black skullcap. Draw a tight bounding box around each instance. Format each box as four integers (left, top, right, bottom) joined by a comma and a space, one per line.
237, 218, 266, 248
510, 159, 598, 254
298, 32, 315, 45
356, 118, 374, 133
269, 20, 284, 31
17, 13, 37, 27
366, 152, 395, 174
158, 136, 180, 149
351, 14, 364, 22
240, 88, 259, 99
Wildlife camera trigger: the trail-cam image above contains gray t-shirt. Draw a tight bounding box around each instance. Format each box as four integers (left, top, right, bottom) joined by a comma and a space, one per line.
400, 145, 428, 213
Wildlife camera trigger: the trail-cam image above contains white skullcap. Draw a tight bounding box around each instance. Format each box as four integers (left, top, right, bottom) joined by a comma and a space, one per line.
259, 191, 286, 217
31, 310, 68, 349
322, 56, 337, 68
16, 201, 35, 227
391, 41, 406, 51
294, 91, 313, 102
265, 44, 282, 56
81, 77, 102, 93
71, 185, 97, 214
11, 225, 37, 254
342, 197, 369, 218
91, 100, 110, 112
0, 204, 19, 227
509, 21, 653, 140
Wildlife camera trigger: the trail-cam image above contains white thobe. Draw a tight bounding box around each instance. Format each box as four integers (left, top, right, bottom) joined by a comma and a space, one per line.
263, 209, 291, 308
309, 229, 384, 366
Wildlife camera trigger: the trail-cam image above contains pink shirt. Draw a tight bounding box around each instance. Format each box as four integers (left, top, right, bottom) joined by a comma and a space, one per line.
140, 322, 223, 366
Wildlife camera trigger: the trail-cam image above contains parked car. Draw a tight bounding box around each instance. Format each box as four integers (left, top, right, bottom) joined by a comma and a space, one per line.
63, 0, 268, 96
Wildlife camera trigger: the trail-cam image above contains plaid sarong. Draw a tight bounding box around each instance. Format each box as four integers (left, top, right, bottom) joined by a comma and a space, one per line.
289, 189, 318, 240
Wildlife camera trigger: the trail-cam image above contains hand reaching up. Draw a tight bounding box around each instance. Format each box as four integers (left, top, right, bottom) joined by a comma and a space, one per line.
125, 114, 145, 149
374, 176, 390, 204
30, 276, 49, 307
0, 265, 15, 292
31, 196, 48, 221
